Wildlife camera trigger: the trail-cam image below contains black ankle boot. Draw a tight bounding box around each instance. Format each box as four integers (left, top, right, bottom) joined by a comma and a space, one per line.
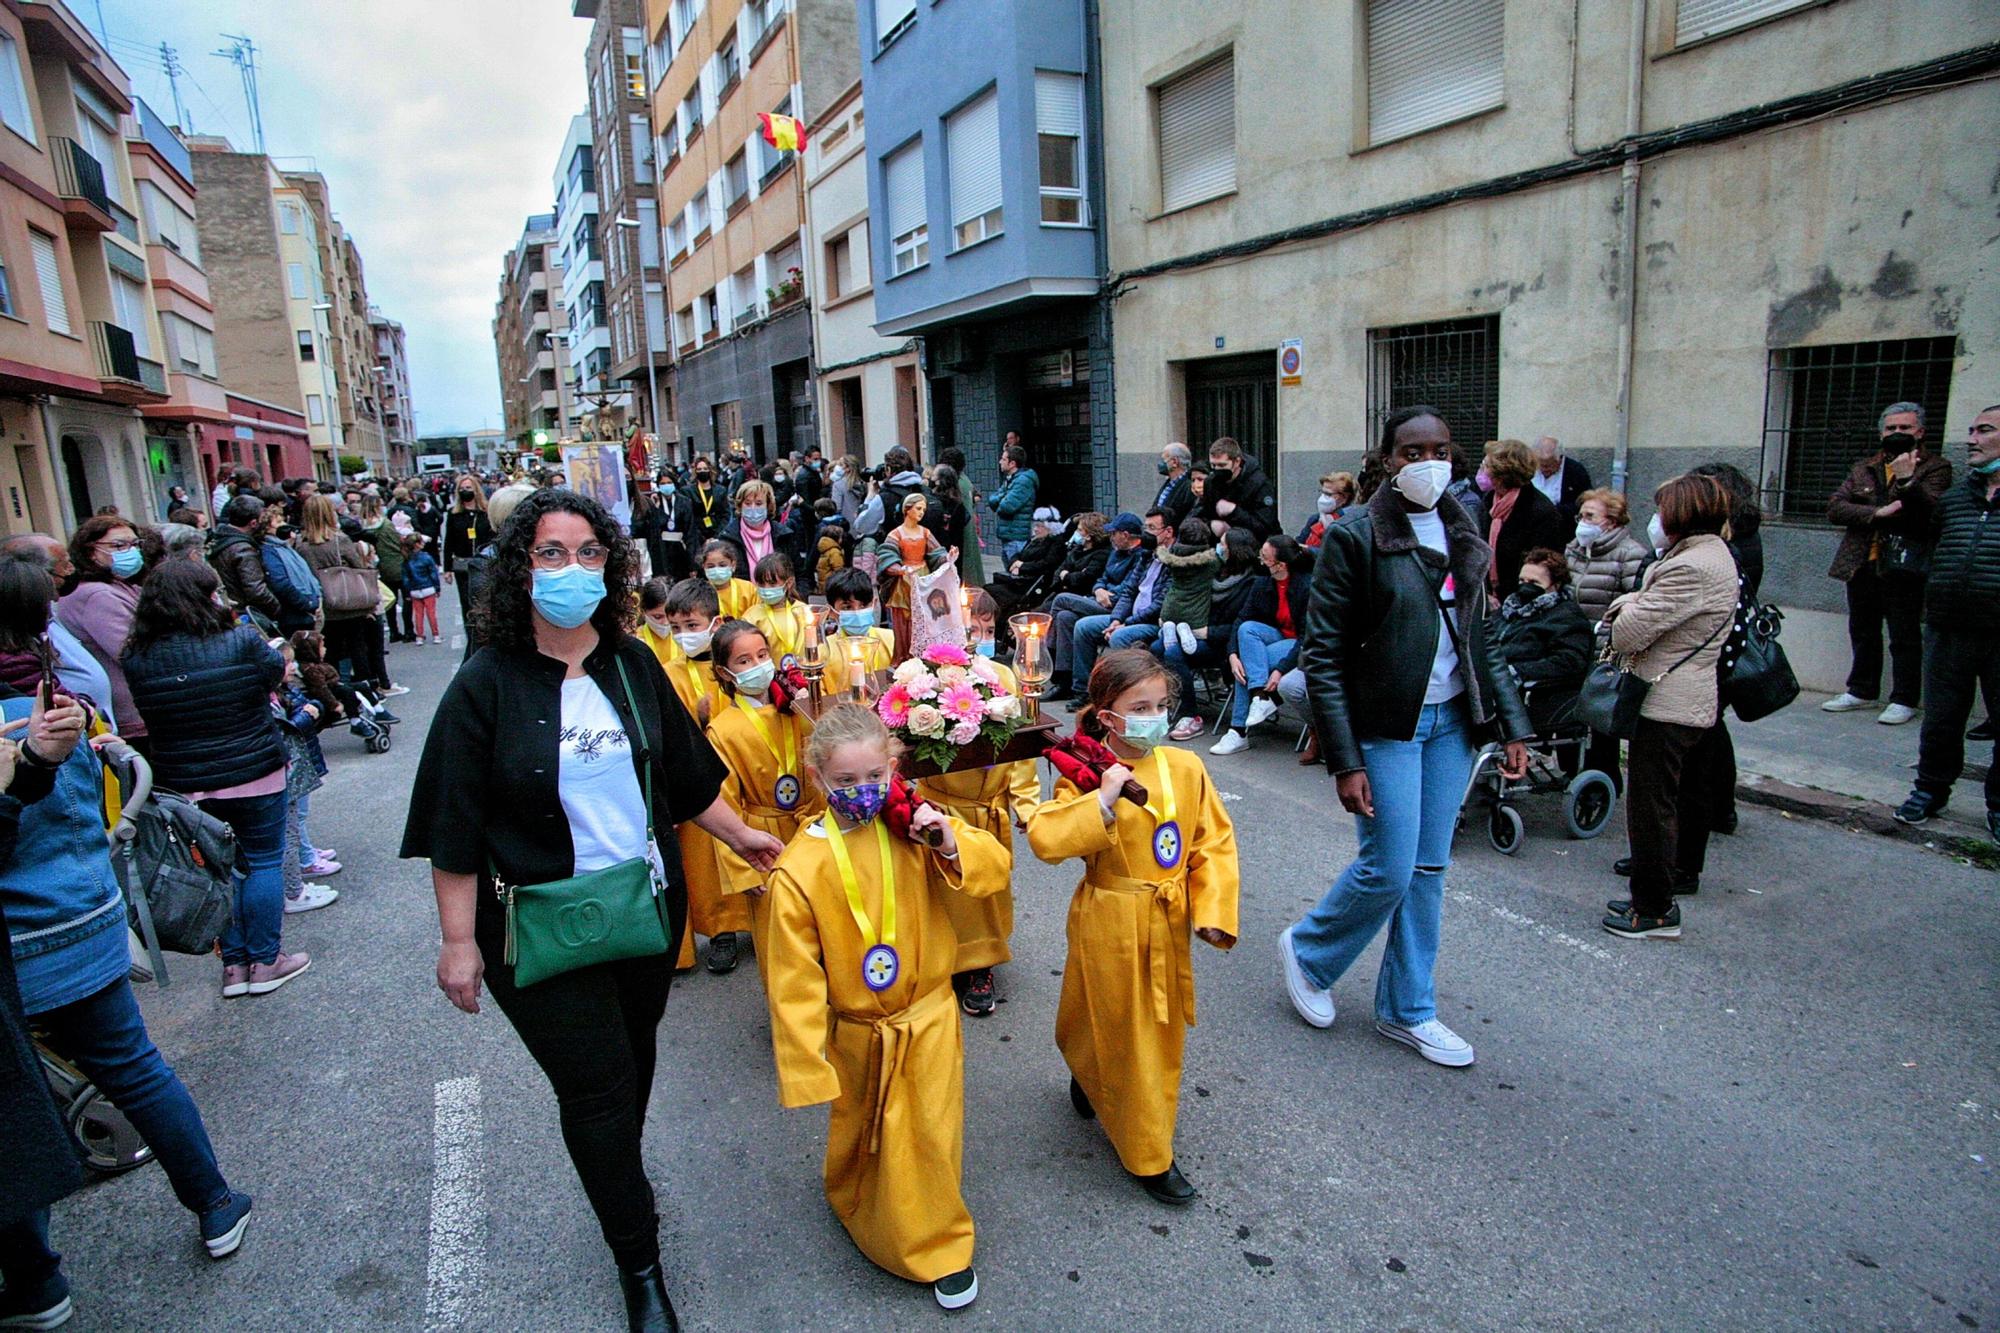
617, 1263, 679, 1332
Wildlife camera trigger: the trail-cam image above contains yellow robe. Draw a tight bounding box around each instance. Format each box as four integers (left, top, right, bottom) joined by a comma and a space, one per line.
714, 577, 757, 620
763, 814, 1007, 1283
820, 627, 897, 694
747, 598, 814, 667
707, 696, 824, 955
656, 644, 752, 966
635, 620, 676, 668
914, 660, 1041, 971
1024, 743, 1238, 1176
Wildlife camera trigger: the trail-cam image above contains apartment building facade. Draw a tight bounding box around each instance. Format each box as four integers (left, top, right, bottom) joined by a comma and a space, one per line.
370, 308, 415, 472
1096, 0, 1998, 689
579, 0, 673, 446
856, 0, 1107, 513
187, 139, 345, 480
283, 170, 385, 474
802, 77, 924, 464
493, 211, 575, 442
646, 0, 835, 463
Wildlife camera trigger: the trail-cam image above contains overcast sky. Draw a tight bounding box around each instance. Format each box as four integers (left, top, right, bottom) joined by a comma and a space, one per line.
96, 0, 591, 435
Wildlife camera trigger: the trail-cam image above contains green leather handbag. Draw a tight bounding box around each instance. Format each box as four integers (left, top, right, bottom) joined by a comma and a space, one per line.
499, 658, 675, 988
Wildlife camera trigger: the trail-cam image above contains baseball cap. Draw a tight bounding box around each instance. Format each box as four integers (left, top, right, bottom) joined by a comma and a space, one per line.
1107, 512, 1143, 535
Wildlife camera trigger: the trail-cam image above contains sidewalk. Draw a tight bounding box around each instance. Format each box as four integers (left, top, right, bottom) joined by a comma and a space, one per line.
1732, 688, 1996, 860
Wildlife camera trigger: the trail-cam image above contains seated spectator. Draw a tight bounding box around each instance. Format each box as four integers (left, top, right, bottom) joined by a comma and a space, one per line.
1157, 516, 1221, 655
1160, 528, 1264, 741
1298, 472, 1356, 548
1211, 534, 1315, 755
1482, 439, 1569, 599
1067, 510, 1171, 696
1041, 513, 1126, 697
1491, 548, 1596, 732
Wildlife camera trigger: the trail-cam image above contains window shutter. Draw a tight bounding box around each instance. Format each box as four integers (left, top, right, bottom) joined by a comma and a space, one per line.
884, 141, 925, 238
1156, 54, 1235, 213
1366, 0, 1505, 145
1036, 72, 1083, 137
30, 230, 69, 335
875, 0, 915, 43
946, 90, 1002, 229
0, 34, 34, 140
1674, 0, 1812, 45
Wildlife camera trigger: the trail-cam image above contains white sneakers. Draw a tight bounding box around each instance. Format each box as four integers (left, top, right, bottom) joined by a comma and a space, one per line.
1279, 927, 1335, 1028
1877, 703, 1917, 726
1210, 730, 1249, 756
283, 883, 339, 914
1376, 1018, 1476, 1067
1821, 692, 1872, 712
1165, 621, 1199, 654
1245, 696, 1280, 729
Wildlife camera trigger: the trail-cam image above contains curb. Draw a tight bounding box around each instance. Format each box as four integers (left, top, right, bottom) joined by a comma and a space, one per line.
1736, 773, 2000, 868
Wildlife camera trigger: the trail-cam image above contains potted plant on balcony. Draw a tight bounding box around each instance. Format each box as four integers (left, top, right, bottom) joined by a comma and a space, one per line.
765, 267, 804, 310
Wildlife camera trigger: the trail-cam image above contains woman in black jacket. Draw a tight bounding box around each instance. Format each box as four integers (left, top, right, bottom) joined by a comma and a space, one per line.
440, 477, 494, 627
1038, 512, 1111, 604
402, 489, 781, 1332
1490, 548, 1596, 732
122, 561, 303, 998
1279, 406, 1530, 1070
1480, 439, 1569, 599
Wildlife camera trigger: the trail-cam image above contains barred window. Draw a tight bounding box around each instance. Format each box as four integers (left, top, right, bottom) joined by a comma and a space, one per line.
1761, 337, 1956, 521
1366, 314, 1500, 450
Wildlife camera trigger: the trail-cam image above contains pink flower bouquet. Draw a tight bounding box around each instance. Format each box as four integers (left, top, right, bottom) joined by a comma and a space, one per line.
878, 642, 1024, 770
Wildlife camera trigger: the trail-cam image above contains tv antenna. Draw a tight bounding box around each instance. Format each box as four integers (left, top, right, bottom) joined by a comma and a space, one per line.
159, 43, 192, 132
212, 33, 265, 154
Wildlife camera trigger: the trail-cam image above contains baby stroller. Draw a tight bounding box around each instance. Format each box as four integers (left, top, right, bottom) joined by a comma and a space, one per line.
1458, 680, 1618, 855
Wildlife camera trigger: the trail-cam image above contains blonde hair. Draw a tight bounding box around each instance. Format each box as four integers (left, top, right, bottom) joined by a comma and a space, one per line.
300, 493, 340, 545
1577, 486, 1629, 527
1324, 471, 1356, 498
736, 480, 775, 510
1483, 439, 1535, 490
803, 701, 899, 770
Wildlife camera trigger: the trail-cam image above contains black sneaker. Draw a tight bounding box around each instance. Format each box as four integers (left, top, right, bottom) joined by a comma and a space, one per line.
1894, 791, 1947, 826
958, 968, 995, 1016
200, 1189, 254, 1259
1968, 717, 1994, 741
1133, 1160, 1199, 1206
0, 1269, 71, 1329
1613, 857, 1632, 877
705, 932, 740, 974
1602, 904, 1682, 939
1068, 1075, 1094, 1120
933, 1266, 978, 1310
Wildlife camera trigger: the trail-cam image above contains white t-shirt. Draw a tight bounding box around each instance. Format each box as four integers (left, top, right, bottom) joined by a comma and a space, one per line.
1532, 465, 1564, 506
1407, 507, 1465, 705
558, 676, 658, 876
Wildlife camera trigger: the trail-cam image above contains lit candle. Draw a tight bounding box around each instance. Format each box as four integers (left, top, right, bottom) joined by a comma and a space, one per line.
803, 606, 821, 661
849, 640, 867, 700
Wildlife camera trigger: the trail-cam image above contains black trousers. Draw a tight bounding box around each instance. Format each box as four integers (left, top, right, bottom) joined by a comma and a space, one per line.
1625, 718, 1715, 915
1843, 565, 1925, 705
1915, 627, 2000, 812
476, 910, 671, 1270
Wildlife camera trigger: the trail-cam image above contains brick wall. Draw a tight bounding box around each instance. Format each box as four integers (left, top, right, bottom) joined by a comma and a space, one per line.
189, 153, 301, 412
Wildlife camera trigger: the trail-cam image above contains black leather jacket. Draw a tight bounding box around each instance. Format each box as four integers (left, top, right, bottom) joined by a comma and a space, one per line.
207, 525, 280, 620
1302, 484, 1530, 775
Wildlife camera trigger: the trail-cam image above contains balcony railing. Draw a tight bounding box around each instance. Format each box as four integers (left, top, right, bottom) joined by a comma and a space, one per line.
50, 138, 113, 221
89, 322, 167, 396
110, 201, 140, 245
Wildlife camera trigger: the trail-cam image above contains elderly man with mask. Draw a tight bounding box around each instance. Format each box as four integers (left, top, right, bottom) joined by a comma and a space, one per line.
1528, 436, 1592, 524
1152, 443, 1195, 530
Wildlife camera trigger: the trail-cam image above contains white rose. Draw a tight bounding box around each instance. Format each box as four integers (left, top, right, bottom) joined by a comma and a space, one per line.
936, 665, 969, 687
907, 704, 946, 738
892, 657, 928, 684
986, 694, 1021, 721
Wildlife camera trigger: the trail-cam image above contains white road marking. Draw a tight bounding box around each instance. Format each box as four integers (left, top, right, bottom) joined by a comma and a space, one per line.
451, 633, 465, 651
423, 1075, 486, 1332
1448, 888, 1625, 968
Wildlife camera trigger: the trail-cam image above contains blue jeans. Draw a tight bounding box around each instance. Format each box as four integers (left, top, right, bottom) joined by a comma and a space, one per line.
203, 789, 288, 966
1229, 622, 1299, 728
1001, 539, 1027, 564
0, 978, 231, 1294
1290, 698, 1476, 1026
1073, 615, 1158, 683
1157, 635, 1229, 721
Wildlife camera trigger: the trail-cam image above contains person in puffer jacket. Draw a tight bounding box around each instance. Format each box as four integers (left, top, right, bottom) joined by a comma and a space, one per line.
1563, 488, 1651, 625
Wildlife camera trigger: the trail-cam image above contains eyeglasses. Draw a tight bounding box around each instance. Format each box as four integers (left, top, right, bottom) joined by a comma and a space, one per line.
94, 538, 139, 552
530, 543, 610, 571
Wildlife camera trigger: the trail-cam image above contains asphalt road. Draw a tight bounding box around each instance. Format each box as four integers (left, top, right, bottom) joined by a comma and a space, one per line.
40, 616, 1999, 1332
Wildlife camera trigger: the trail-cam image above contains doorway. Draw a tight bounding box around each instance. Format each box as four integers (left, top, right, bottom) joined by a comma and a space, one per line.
1020, 345, 1093, 516
1185, 353, 1278, 480
60, 436, 94, 527
831, 377, 865, 461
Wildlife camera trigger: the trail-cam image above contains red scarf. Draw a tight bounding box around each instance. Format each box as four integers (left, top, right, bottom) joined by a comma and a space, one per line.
1486, 486, 1519, 590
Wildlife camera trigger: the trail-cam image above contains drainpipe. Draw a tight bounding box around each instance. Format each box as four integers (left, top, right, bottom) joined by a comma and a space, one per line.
1608, 0, 1646, 495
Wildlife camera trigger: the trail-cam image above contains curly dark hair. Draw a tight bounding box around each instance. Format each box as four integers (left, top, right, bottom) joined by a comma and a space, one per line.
66, 513, 161, 590
467, 488, 638, 651
123, 559, 236, 657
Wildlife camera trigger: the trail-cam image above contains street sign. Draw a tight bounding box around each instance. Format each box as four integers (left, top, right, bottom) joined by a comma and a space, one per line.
1278, 339, 1304, 388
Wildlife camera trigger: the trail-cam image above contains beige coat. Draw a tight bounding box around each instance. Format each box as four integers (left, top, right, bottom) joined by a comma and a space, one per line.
1606, 533, 1738, 728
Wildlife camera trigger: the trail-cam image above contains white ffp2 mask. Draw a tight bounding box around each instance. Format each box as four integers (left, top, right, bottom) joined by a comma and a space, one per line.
1391, 459, 1452, 510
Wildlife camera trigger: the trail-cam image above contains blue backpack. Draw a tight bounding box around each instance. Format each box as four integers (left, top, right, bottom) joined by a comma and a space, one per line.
261, 539, 321, 614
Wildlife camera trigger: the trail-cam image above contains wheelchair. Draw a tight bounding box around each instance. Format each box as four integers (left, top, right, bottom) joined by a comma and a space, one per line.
1458, 680, 1619, 855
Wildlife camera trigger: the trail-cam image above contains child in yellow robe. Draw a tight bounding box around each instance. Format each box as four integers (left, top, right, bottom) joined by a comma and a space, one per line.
820, 567, 897, 694
705, 619, 824, 959
746, 552, 814, 669
1025, 647, 1238, 1206
915, 588, 1040, 1016
655, 578, 754, 973
762, 702, 1005, 1311
699, 538, 758, 620
635, 576, 677, 667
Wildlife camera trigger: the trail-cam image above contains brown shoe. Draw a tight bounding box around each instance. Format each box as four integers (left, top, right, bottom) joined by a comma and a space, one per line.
1298, 730, 1321, 766
246, 951, 311, 995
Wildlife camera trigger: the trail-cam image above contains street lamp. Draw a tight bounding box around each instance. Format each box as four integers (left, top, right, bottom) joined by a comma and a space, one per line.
615, 215, 663, 466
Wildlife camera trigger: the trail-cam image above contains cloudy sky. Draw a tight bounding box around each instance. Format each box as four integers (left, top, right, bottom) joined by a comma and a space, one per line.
97, 0, 592, 435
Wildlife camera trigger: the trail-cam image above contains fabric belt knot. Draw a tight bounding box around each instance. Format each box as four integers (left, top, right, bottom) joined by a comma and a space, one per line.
1091, 871, 1195, 1027
833, 983, 955, 1154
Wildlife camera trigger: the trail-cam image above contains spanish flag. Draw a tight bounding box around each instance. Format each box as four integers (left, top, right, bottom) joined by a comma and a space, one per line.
758, 112, 806, 153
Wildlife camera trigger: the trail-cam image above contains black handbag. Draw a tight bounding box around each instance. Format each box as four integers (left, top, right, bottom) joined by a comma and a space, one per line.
1877, 533, 1930, 577
1722, 599, 1801, 723
1575, 615, 1728, 738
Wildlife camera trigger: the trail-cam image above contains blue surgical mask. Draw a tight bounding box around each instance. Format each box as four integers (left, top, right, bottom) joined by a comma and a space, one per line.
660, 483, 676, 496
741, 505, 768, 526
110, 547, 144, 578
1974, 455, 2000, 477
731, 660, 776, 696
973, 638, 997, 658
1118, 712, 1171, 752
1214, 542, 1227, 561
530, 565, 606, 629
838, 609, 876, 636
758, 585, 787, 605
704, 566, 733, 586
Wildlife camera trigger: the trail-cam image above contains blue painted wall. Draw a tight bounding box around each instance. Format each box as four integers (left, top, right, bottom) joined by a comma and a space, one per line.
857, 0, 1096, 332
